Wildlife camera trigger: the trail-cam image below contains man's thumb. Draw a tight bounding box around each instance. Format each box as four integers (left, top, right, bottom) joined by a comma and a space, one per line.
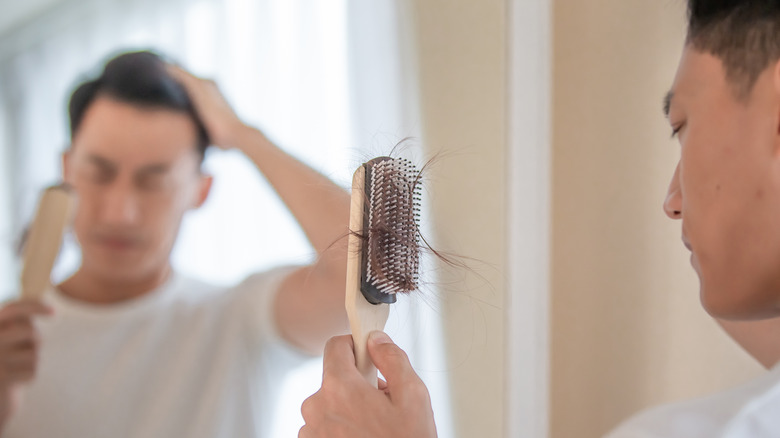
367, 331, 417, 388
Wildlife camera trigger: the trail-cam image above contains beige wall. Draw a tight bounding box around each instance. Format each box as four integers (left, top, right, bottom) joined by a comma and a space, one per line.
408, 2, 765, 437
409, 1, 507, 437
551, 2, 764, 437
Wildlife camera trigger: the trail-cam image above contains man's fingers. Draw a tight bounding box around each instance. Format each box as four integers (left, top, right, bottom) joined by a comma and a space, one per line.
300, 391, 321, 424
0, 301, 52, 323
3, 366, 36, 383
367, 331, 427, 401
322, 335, 358, 380
0, 325, 38, 349
0, 346, 38, 384
166, 64, 196, 85
3, 345, 36, 362
366, 331, 413, 382
166, 65, 212, 103
166, 64, 216, 97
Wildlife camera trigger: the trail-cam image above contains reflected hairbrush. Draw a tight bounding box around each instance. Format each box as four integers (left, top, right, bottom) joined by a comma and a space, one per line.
345, 156, 421, 386
21, 184, 75, 300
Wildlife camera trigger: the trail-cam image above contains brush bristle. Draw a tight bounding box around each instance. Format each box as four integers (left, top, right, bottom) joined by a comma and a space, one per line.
363, 157, 421, 299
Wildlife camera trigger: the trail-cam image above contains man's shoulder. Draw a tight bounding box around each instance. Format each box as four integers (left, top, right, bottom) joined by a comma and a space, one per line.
605, 367, 780, 438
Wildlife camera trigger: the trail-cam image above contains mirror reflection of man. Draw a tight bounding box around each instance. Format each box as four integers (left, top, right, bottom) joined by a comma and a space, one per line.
0, 51, 350, 437
299, 1, 780, 437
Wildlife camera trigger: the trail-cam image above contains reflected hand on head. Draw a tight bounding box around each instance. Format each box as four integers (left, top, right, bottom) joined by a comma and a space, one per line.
299, 332, 437, 438
166, 65, 245, 150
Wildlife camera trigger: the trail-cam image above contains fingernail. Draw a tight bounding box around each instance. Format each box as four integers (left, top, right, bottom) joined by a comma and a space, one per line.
368, 331, 392, 345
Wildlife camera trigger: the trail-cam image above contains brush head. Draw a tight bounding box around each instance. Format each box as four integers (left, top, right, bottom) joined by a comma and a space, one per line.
360, 156, 422, 305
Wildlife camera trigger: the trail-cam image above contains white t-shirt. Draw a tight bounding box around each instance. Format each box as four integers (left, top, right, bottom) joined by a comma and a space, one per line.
606, 362, 780, 438
3, 267, 309, 438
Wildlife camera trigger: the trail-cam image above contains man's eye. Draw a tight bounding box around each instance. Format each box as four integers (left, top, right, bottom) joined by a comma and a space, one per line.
86, 168, 113, 184
138, 175, 165, 191
670, 123, 684, 139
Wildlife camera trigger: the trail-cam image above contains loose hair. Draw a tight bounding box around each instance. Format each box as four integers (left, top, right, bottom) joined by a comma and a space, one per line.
68, 50, 210, 159
687, 0, 780, 98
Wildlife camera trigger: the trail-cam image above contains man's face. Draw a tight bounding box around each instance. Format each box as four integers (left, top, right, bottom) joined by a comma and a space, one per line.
664, 46, 780, 320
63, 96, 211, 283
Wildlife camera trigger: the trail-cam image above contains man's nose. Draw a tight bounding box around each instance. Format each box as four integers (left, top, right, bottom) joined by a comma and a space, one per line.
663, 161, 682, 220
100, 181, 140, 225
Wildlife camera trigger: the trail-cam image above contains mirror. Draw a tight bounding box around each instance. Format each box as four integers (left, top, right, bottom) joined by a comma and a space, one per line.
0, 1, 769, 437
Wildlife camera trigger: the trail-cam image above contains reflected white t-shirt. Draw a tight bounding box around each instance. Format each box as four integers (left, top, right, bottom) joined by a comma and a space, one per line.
4, 267, 308, 438
606, 362, 780, 438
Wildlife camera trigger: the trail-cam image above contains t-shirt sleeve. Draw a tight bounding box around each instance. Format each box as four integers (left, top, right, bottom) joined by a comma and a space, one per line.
228, 266, 314, 363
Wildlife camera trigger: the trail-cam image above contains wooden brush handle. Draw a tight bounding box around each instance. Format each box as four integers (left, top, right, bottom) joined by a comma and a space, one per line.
20, 185, 75, 300
345, 165, 390, 387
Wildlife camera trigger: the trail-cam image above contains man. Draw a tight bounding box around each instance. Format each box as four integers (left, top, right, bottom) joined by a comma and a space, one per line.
0, 51, 350, 437
299, 1, 780, 436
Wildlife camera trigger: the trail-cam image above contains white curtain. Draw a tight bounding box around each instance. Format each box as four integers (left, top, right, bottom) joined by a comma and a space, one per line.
0, 0, 452, 436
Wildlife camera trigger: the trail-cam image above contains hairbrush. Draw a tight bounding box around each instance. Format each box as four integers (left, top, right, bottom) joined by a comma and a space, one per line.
345, 156, 421, 386
20, 184, 75, 300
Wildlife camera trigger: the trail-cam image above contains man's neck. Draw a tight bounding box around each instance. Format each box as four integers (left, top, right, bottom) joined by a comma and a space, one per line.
57, 266, 172, 305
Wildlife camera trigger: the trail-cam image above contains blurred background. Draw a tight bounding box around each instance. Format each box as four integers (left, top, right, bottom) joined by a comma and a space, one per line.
0, 0, 769, 437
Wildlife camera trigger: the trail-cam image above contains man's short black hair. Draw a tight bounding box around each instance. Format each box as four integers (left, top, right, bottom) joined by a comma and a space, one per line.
687, 0, 780, 98
68, 50, 210, 159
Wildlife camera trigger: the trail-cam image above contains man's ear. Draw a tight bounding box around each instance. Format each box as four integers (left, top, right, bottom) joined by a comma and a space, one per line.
771, 60, 780, 144
62, 148, 73, 183
767, 61, 780, 171
772, 59, 780, 122
773, 58, 780, 97
193, 173, 213, 209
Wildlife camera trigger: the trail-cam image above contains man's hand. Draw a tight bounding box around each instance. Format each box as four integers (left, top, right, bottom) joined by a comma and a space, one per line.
0, 300, 52, 426
299, 332, 437, 438
0, 300, 51, 388
167, 65, 247, 150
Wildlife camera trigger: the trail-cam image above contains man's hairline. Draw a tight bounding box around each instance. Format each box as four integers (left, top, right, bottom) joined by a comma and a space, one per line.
663, 43, 780, 117
70, 93, 207, 164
